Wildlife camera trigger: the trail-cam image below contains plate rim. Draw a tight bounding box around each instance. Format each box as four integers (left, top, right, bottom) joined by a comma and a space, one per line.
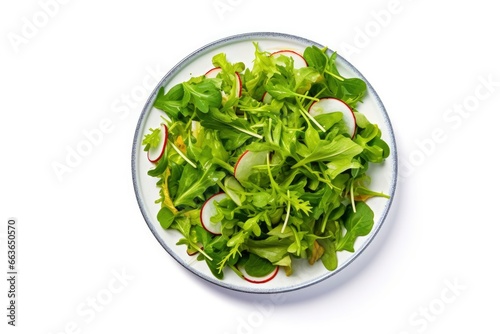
131, 31, 398, 294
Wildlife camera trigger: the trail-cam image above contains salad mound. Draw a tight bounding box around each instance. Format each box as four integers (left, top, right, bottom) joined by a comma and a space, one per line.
142, 44, 390, 282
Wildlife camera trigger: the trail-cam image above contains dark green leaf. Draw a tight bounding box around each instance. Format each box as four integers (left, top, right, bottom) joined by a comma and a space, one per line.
336, 202, 374, 252
147, 153, 168, 177
174, 164, 225, 208
157, 207, 175, 229
303, 45, 328, 74
182, 81, 222, 113
292, 136, 363, 168
239, 253, 276, 277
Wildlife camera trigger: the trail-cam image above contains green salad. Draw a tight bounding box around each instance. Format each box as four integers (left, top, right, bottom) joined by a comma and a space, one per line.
142, 43, 390, 283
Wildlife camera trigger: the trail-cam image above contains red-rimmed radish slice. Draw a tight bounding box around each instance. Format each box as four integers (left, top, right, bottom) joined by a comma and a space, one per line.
309, 97, 357, 138
234, 150, 269, 182
187, 249, 198, 256
191, 120, 201, 138
262, 91, 273, 104
187, 244, 202, 256
235, 72, 242, 97
204, 67, 222, 78
271, 50, 308, 68
205, 68, 242, 97
239, 265, 279, 284
224, 176, 244, 206
147, 124, 168, 163
200, 193, 227, 235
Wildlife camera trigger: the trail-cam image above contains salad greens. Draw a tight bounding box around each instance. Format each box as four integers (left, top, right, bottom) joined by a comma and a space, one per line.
143, 43, 390, 281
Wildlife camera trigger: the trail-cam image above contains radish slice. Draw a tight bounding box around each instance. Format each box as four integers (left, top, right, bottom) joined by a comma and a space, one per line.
224, 176, 244, 206
234, 150, 269, 182
191, 120, 201, 139
239, 265, 279, 284
205, 68, 242, 97
200, 193, 227, 235
204, 67, 222, 78
309, 98, 357, 138
262, 91, 273, 104
147, 124, 168, 163
187, 245, 202, 256
271, 50, 308, 68
235, 72, 242, 97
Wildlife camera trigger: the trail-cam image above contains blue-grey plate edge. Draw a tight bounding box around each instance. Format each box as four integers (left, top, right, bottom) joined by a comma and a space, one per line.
131, 31, 398, 294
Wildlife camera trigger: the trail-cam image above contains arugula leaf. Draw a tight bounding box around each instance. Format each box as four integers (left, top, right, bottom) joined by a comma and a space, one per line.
317, 219, 343, 270
212, 52, 245, 74
354, 123, 390, 163
265, 81, 298, 100
197, 235, 230, 280
147, 152, 169, 177
292, 135, 363, 168
239, 253, 276, 277
196, 107, 262, 141
336, 202, 374, 252
294, 67, 322, 94
318, 238, 338, 270
238, 96, 284, 116
153, 84, 187, 119
182, 80, 222, 113
351, 174, 390, 201
303, 45, 328, 74
308, 240, 325, 265
157, 206, 175, 229
173, 164, 225, 208
246, 236, 292, 264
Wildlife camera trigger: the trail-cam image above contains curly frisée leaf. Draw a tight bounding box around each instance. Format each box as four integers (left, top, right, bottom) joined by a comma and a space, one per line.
144, 124, 168, 163
143, 43, 390, 282
142, 127, 162, 152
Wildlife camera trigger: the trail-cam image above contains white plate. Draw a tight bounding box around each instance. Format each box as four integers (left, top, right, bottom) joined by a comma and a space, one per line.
132, 32, 398, 293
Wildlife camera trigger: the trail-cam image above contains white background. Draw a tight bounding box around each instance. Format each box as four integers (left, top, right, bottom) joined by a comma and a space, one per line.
1, 0, 499, 333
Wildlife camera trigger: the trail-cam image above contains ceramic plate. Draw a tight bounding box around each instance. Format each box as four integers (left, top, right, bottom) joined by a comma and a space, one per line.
132, 32, 397, 293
